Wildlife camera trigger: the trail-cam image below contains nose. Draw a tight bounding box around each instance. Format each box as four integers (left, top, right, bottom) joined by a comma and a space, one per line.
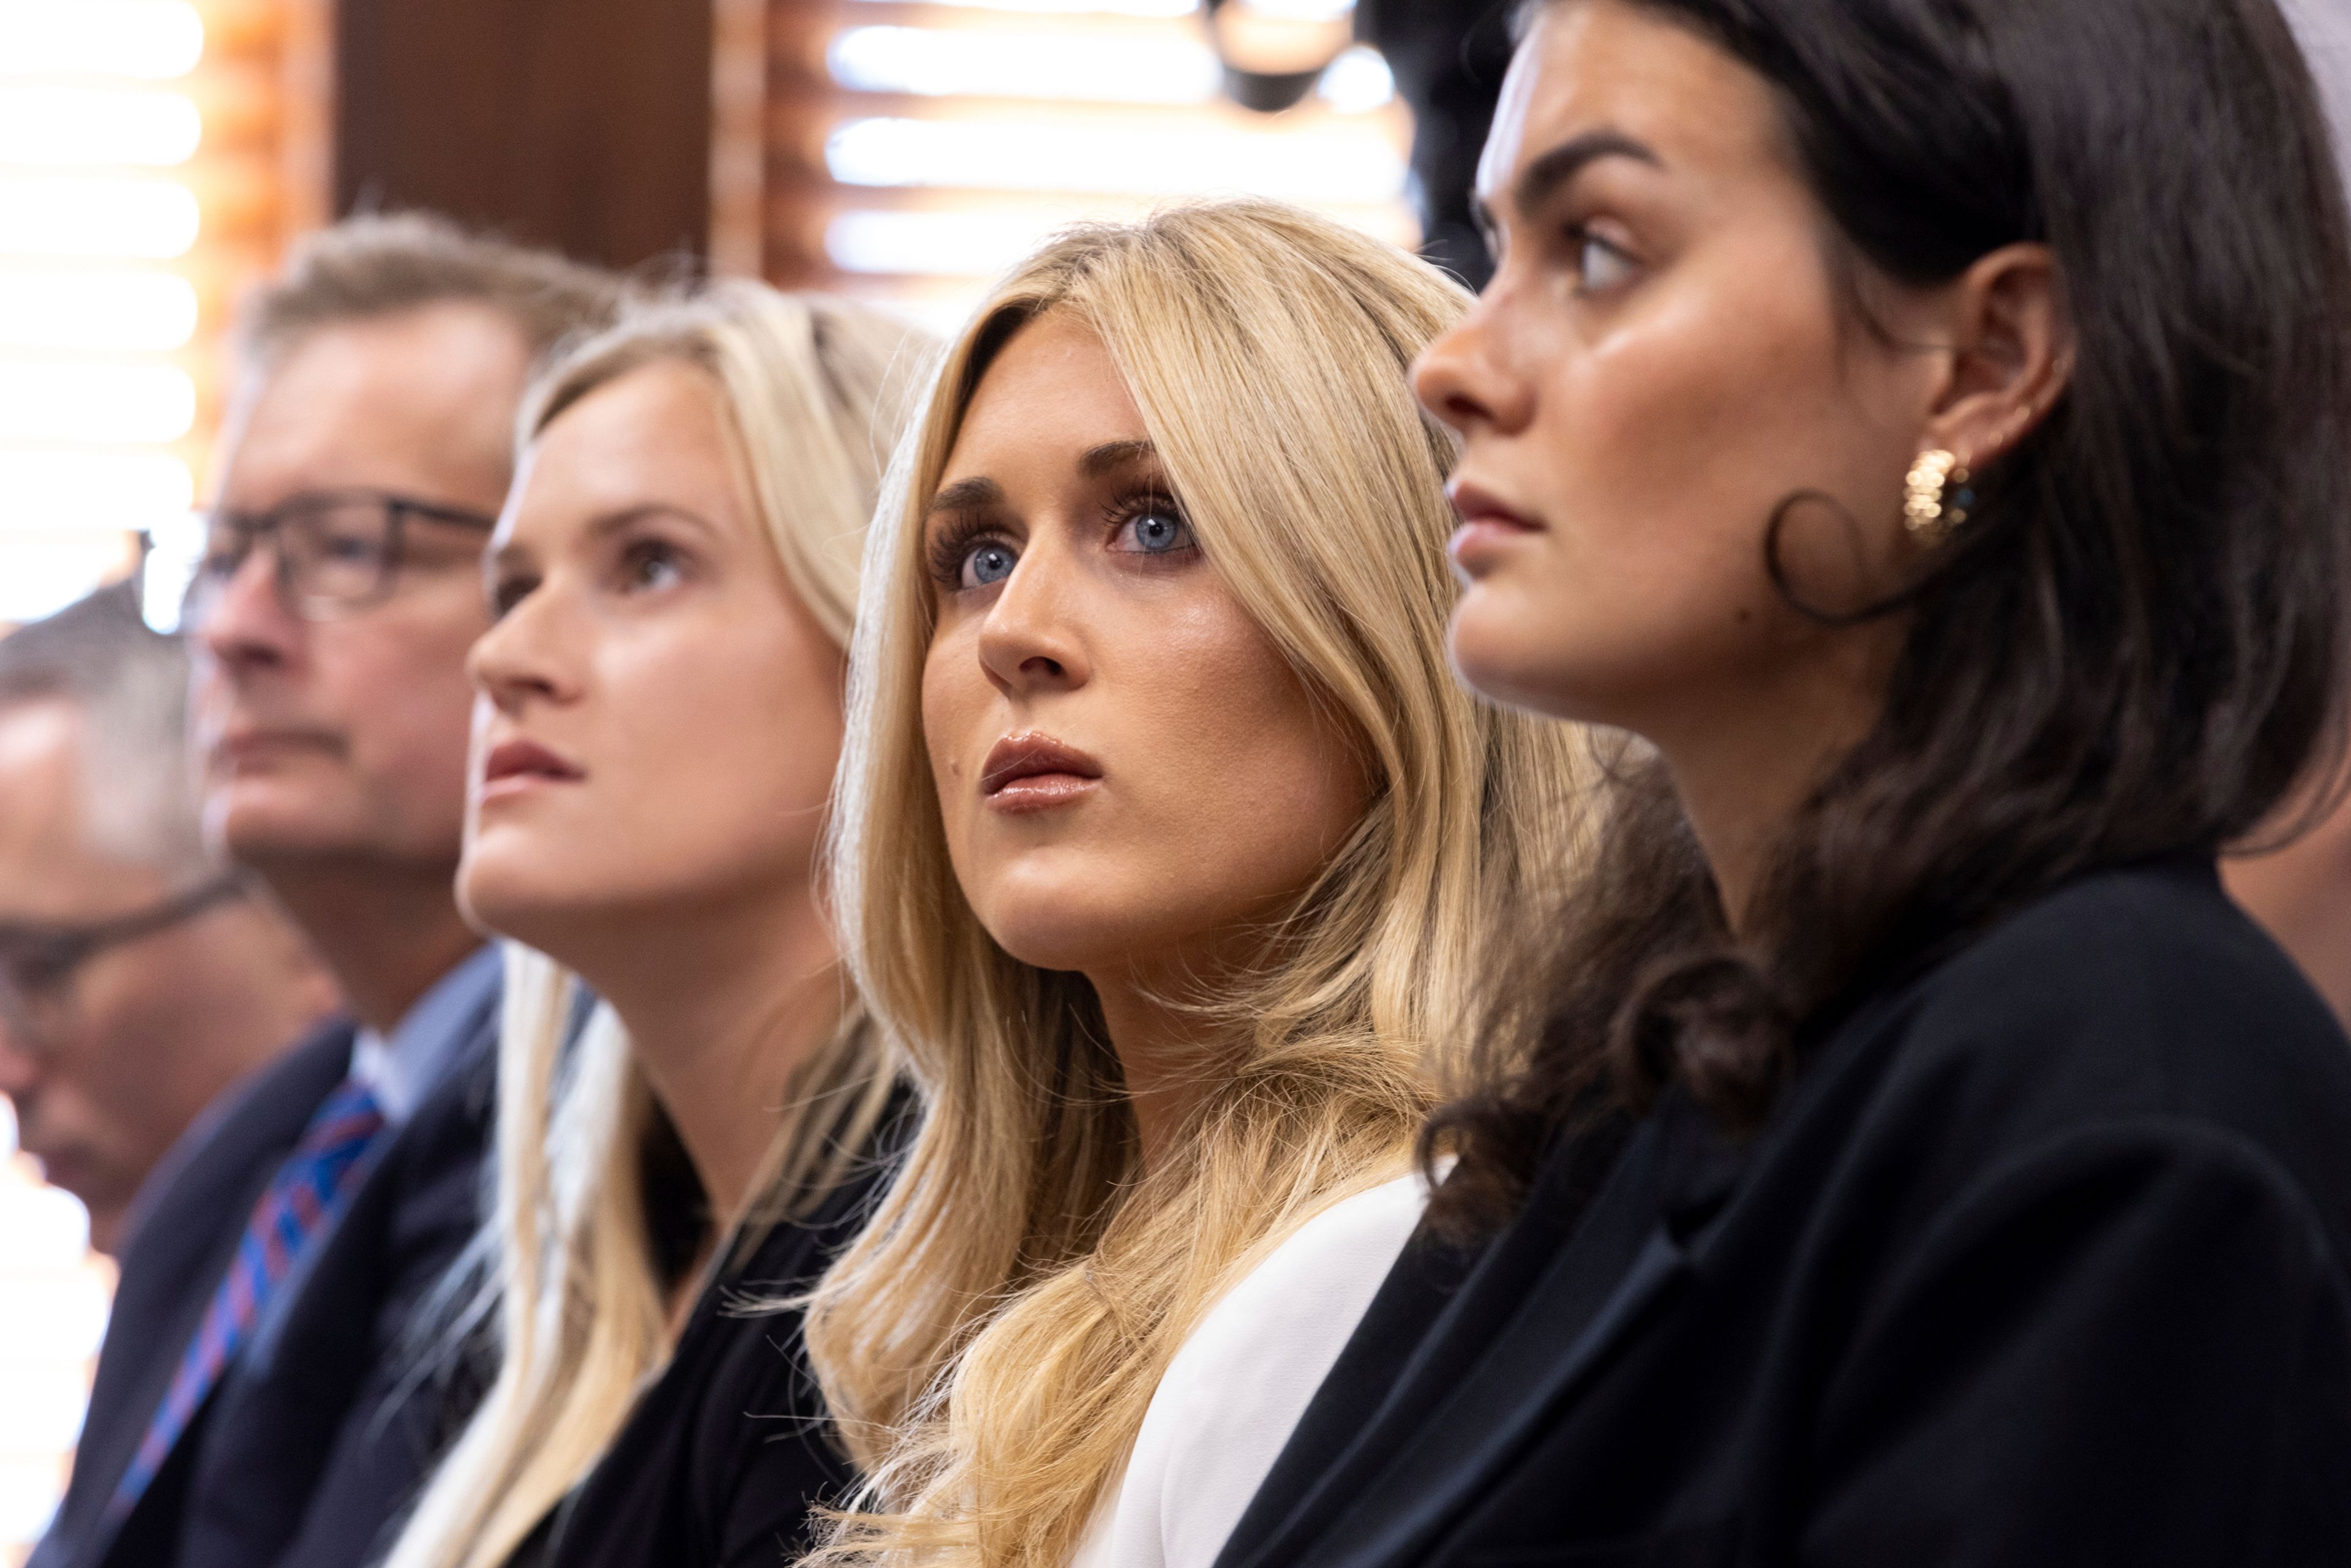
974, 540, 1090, 699
1413, 288, 1534, 438
195, 544, 302, 680
0, 1016, 43, 1100
468, 577, 580, 716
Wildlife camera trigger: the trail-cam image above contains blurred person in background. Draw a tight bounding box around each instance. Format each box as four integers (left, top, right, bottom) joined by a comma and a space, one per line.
384, 280, 925, 1568
0, 582, 339, 1255
32, 214, 622, 1568
1356, 0, 1516, 289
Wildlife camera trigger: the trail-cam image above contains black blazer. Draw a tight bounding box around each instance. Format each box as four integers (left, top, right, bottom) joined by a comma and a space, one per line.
28, 1017, 356, 1568
1221, 861, 2351, 1568
506, 1121, 902, 1568
161, 978, 501, 1568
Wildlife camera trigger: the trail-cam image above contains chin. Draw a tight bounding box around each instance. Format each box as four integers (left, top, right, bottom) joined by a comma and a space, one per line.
1448, 599, 1590, 721
969, 883, 1151, 976
84, 1204, 127, 1256
210, 790, 368, 866
455, 858, 571, 948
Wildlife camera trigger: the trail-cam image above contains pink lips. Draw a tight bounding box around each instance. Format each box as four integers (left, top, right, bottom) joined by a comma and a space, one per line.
478, 736, 585, 805
980, 732, 1103, 814
1445, 479, 1544, 574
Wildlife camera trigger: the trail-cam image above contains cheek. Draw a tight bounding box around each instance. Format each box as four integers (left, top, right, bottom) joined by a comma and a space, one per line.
71, 966, 179, 1120
920, 626, 985, 841
329, 598, 482, 786
597, 628, 843, 880
1461, 257, 1858, 717
1119, 604, 1367, 908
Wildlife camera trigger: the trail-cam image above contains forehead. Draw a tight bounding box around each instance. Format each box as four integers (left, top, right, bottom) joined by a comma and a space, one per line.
0, 702, 87, 868
942, 313, 1149, 481
0, 702, 171, 913
506, 361, 737, 540
1480, 1, 1788, 209
217, 302, 533, 511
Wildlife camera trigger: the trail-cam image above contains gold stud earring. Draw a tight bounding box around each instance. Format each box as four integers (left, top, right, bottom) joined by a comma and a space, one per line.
1903, 448, 1973, 546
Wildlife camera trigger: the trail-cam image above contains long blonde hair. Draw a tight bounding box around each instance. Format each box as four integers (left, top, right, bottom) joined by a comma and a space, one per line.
806, 200, 1592, 1568
386, 281, 930, 1568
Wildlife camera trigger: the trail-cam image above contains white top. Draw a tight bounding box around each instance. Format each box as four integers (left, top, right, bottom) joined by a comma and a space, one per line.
1068, 1171, 1431, 1568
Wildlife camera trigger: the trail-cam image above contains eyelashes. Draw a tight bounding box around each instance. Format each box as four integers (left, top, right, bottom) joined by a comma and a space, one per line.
924, 510, 1001, 590
923, 484, 1197, 591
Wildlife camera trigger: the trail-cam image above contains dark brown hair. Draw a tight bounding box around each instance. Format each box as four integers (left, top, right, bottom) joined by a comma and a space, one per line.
1430, 0, 2351, 1232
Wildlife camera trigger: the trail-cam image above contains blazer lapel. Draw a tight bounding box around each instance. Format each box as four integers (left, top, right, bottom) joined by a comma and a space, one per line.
1325, 1226, 1692, 1568
1247, 1093, 1755, 1568
241, 981, 498, 1373
55, 1022, 353, 1568
1222, 1118, 1662, 1568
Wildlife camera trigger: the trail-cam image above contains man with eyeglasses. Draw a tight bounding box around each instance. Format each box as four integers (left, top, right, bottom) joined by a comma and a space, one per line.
31, 214, 621, 1568
0, 583, 339, 1257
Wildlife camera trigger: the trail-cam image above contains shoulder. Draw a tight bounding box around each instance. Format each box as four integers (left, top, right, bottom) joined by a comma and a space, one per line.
1098, 1174, 1431, 1568
118, 1016, 354, 1255
1160, 1174, 1433, 1417
1887, 860, 2351, 1117
670, 1231, 852, 1560
1809, 860, 2351, 1265
1211, 1174, 1435, 1329
688, 1223, 849, 1471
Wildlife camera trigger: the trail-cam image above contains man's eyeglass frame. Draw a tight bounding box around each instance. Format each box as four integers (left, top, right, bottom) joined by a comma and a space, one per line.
0, 872, 250, 1051
187, 488, 499, 625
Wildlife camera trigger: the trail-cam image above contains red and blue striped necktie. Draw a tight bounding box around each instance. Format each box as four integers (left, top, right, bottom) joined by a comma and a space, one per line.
107, 1076, 387, 1521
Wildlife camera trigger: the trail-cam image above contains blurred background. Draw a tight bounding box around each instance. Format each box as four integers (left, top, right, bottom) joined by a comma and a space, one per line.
0, 1, 1513, 1560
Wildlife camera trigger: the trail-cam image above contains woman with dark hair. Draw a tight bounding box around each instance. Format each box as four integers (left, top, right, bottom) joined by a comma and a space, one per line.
1215, 0, 2351, 1564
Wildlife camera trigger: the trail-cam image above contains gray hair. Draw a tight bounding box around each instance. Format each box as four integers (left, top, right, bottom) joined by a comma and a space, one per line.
0, 582, 211, 878
236, 211, 628, 373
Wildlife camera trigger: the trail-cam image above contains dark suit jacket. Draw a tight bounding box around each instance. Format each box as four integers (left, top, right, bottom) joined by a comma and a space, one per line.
164, 976, 500, 1568
1221, 861, 2351, 1568
508, 1101, 909, 1568
28, 1018, 356, 1568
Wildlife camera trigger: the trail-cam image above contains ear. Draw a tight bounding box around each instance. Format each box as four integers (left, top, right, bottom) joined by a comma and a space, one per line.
1919, 242, 2074, 469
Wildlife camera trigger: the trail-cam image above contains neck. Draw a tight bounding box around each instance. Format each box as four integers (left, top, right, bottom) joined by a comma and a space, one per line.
1650, 640, 1894, 934
1087, 967, 1220, 1173
257, 854, 480, 1033
573, 880, 844, 1228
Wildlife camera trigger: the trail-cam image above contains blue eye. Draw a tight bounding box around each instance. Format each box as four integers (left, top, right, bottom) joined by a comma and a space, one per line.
959, 540, 1019, 589
1114, 508, 1194, 556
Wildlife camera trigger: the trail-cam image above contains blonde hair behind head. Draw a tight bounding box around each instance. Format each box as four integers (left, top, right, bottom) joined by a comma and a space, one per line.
807, 199, 1592, 1568
383, 280, 931, 1568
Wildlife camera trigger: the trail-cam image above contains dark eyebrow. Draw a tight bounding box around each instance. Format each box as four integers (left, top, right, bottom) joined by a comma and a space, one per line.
926, 476, 1007, 516
1078, 439, 1158, 479
1494, 129, 1664, 227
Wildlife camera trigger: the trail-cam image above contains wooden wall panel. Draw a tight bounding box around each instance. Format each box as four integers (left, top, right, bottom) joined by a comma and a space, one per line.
332, 0, 714, 270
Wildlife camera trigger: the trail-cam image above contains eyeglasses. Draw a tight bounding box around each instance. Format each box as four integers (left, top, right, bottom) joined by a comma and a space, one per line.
182, 489, 498, 628
0, 874, 248, 1054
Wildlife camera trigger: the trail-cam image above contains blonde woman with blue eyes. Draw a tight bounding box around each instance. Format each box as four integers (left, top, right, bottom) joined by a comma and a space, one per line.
801, 198, 1591, 1568
378, 282, 929, 1568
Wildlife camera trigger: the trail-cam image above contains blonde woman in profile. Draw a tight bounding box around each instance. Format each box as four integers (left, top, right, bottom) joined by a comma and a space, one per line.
804, 198, 1589, 1568
378, 282, 928, 1568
